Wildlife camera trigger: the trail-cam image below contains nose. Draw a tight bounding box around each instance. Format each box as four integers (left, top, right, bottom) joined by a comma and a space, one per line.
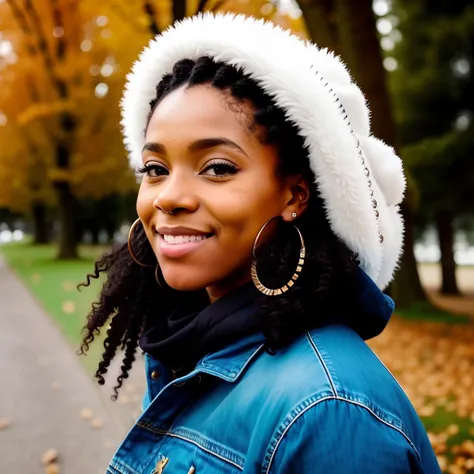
153, 170, 199, 215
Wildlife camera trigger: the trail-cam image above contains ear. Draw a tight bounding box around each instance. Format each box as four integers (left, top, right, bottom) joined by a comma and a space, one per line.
281, 174, 310, 222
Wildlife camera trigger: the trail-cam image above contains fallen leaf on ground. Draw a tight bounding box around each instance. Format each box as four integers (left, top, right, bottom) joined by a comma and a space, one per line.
45, 463, 60, 474
447, 424, 460, 436
124, 384, 136, 394
61, 301, 75, 314
91, 417, 104, 429
436, 456, 448, 471
368, 315, 474, 462
80, 408, 93, 420
31, 273, 41, 284
41, 449, 58, 465
447, 464, 464, 474
118, 395, 129, 404
104, 439, 116, 449
465, 458, 474, 469
0, 418, 11, 430
62, 281, 75, 292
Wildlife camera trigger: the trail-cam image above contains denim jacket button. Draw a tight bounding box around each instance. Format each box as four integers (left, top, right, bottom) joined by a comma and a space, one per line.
151, 370, 160, 380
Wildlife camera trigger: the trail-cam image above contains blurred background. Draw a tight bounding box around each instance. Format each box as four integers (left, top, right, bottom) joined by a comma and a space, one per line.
0, 0, 473, 473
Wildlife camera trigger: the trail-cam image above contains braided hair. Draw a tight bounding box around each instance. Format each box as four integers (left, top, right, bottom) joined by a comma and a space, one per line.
79, 57, 360, 399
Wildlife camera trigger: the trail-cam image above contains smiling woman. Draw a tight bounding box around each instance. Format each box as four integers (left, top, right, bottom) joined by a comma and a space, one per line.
79, 13, 440, 474
137, 83, 309, 297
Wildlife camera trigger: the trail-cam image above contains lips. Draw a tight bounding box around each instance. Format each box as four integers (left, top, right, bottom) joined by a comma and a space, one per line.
156, 225, 214, 258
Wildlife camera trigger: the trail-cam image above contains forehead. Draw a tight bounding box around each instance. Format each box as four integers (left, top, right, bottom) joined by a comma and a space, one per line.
145, 85, 255, 144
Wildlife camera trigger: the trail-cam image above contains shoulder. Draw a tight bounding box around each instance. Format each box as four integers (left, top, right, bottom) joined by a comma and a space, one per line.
250, 325, 435, 471
255, 324, 395, 406
262, 393, 427, 474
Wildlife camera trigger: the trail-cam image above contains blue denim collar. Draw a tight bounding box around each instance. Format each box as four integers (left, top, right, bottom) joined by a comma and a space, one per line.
196, 332, 266, 382
191, 268, 394, 382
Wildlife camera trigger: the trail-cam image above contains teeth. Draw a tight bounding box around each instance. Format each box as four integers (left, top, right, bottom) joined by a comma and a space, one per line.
163, 234, 209, 244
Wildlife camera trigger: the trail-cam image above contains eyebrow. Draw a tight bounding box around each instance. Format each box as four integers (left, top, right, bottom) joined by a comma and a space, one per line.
142, 137, 248, 157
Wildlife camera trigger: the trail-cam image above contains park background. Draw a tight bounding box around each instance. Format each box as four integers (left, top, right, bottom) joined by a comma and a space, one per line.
0, 0, 473, 473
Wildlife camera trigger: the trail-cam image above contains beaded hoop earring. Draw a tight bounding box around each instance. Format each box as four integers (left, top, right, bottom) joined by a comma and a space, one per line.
251, 217, 306, 296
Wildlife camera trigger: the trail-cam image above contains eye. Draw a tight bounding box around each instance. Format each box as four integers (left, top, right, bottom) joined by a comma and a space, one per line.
200, 159, 239, 179
137, 163, 168, 179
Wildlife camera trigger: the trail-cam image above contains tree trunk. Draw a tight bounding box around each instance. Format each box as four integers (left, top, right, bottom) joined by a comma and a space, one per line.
55, 181, 78, 259
334, 0, 428, 308
91, 226, 100, 245
32, 202, 49, 244
173, 0, 187, 22
389, 202, 427, 306
435, 210, 459, 295
298, 0, 341, 54
335, 0, 396, 144
143, 0, 160, 36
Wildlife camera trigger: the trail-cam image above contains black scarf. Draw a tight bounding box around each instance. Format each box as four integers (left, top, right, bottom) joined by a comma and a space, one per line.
139, 283, 262, 371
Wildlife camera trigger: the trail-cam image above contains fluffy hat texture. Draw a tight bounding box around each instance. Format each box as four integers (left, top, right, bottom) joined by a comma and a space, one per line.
121, 13, 406, 289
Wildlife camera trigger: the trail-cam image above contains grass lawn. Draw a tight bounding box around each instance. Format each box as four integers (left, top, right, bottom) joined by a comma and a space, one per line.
396, 300, 470, 324
0, 241, 109, 374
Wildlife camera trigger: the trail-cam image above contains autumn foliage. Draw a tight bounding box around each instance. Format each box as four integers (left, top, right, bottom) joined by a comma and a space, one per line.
0, 0, 306, 254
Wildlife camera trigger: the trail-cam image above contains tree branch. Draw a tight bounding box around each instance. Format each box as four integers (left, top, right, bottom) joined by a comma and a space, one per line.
195, 0, 210, 14
143, 0, 160, 36
21, 0, 64, 95
210, 0, 227, 12
297, 0, 341, 54
50, 0, 66, 60
4, 0, 36, 55
172, 0, 186, 22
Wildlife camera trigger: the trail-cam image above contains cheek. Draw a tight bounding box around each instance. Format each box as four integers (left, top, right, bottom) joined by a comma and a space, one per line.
136, 183, 155, 222
212, 178, 284, 238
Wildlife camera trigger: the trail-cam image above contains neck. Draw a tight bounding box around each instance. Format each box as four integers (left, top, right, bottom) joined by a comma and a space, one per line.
206, 268, 252, 303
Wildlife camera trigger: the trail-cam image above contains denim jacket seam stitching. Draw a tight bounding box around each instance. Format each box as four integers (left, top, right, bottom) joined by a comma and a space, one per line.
305, 331, 338, 396
263, 396, 420, 474
339, 397, 421, 460
136, 422, 244, 470
110, 459, 140, 474
200, 344, 265, 381
163, 431, 244, 470
371, 351, 407, 393
172, 426, 245, 466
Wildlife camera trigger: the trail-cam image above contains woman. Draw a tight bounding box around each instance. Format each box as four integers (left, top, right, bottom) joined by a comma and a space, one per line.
81, 13, 441, 474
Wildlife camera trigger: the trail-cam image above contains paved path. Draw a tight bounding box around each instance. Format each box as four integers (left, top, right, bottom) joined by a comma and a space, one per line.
0, 256, 146, 474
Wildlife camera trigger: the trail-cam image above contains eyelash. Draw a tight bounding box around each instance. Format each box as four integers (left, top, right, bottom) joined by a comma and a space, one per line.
201, 159, 239, 178
137, 159, 239, 180
136, 163, 167, 178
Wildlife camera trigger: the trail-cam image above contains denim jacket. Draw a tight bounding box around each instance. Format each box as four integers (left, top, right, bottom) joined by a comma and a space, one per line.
107, 272, 441, 474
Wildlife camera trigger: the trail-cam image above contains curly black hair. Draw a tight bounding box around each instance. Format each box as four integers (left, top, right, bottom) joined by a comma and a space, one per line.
79, 57, 361, 400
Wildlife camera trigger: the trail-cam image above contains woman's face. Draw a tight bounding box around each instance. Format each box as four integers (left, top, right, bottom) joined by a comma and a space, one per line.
137, 85, 304, 300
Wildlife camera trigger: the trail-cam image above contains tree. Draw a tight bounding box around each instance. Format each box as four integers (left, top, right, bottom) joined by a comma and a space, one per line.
402, 125, 474, 294
295, 0, 428, 306
1, 0, 305, 257
280, 0, 337, 50
0, 0, 137, 257
390, 0, 474, 294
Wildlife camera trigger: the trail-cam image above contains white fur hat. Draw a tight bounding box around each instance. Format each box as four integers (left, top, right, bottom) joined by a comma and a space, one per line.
121, 13, 406, 289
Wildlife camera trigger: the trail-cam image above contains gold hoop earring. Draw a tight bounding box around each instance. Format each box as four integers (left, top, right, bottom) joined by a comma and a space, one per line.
127, 218, 155, 268
251, 217, 306, 296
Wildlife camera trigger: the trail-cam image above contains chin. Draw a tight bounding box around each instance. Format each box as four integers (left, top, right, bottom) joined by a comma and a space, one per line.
161, 270, 213, 293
